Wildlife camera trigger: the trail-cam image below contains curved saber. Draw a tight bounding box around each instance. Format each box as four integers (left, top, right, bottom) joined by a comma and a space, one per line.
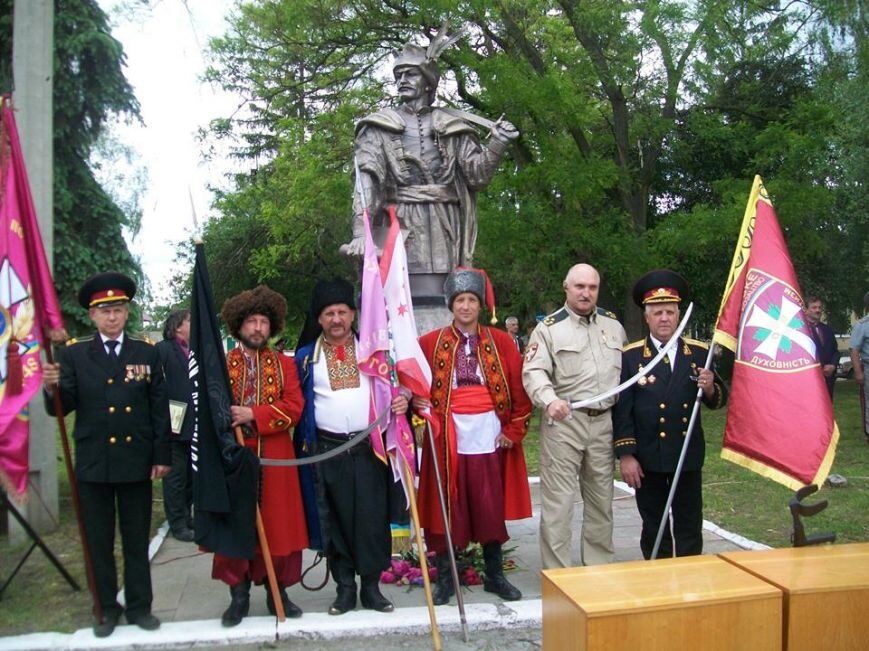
557, 302, 694, 415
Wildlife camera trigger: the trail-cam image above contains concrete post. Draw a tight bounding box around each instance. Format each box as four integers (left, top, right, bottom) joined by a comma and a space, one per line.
8, 0, 57, 540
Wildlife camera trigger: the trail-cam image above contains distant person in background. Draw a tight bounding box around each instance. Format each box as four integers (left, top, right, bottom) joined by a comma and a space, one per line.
505, 316, 524, 354
156, 309, 195, 543
849, 291, 869, 444
804, 297, 837, 399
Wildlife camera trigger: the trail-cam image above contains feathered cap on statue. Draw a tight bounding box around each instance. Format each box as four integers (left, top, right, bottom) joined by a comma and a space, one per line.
393, 23, 468, 103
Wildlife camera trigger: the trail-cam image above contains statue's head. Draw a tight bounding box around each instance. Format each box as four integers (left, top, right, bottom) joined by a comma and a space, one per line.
392, 26, 466, 106
393, 43, 439, 105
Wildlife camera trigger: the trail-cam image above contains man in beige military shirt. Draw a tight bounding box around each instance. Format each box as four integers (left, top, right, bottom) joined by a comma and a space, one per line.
522, 263, 627, 568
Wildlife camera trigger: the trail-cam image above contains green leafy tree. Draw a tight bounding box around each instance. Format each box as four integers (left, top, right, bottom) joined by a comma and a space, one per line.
195, 0, 864, 337
1, 0, 142, 334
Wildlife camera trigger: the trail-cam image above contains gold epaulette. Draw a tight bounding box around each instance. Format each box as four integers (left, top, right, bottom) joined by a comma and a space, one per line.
684, 337, 709, 349
129, 334, 155, 345
596, 306, 618, 320
623, 339, 645, 352
543, 308, 568, 327
66, 334, 94, 346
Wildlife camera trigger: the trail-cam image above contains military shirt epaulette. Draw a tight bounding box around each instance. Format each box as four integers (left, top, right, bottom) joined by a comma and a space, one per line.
129, 334, 155, 345
683, 337, 709, 349
65, 335, 94, 346
543, 307, 568, 327
623, 339, 645, 352
596, 306, 618, 320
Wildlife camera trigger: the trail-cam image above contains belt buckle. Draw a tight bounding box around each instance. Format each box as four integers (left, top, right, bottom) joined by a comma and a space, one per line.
587, 408, 601, 417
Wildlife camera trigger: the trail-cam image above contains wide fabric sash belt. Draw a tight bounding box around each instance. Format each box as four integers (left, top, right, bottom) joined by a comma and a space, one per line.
444, 385, 497, 501
450, 384, 494, 413
395, 184, 459, 204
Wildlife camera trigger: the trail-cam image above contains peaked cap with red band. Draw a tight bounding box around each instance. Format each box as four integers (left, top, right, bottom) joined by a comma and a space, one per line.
632, 269, 690, 307
78, 272, 136, 309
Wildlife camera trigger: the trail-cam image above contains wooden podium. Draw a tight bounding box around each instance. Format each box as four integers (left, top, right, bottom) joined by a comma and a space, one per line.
542, 556, 782, 650
720, 543, 869, 651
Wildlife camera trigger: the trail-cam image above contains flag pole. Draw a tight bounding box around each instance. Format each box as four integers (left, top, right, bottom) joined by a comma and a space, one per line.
45, 344, 102, 622
650, 343, 717, 560
232, 425, 285, 621
401, 456, 443, 651
424, 422, 470, 642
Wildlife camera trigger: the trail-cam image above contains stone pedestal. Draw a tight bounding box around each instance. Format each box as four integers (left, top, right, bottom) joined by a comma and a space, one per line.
409, 272, 451, 334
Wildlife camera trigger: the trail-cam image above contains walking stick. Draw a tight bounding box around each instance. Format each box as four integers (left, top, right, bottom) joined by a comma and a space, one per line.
650, 343, 716, 560
425, 422, 470, 642
46, 344, 102, 623
233, 425, 285, 621
402, 456, 442, 651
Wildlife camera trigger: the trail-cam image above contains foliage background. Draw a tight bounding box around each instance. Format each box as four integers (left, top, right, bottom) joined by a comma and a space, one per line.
175, 0, 867, 341
1, 0, 143, 335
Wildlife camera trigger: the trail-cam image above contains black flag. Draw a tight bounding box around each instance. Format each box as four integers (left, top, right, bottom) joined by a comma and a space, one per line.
190, 242, 258, 558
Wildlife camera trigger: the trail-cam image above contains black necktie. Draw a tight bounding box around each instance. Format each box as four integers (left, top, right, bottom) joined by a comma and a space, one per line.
106, 339, 119, 362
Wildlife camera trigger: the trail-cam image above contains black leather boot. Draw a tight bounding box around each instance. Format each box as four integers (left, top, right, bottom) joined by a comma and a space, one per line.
266, 584, 303, 618
329, 560, 357, 615
482, 542, 521, 601
432, 553, 455, 606
221, 580, 251, 627
360, 573, 394, 612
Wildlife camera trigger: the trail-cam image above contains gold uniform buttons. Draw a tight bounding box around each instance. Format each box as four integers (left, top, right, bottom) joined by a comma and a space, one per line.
659, 432, 666, 438
125, 406, 132, 413
109, 436, 117, 444
682, 417, 688, 423
659, 403, 666, 409
682, 403, 688, 409
108, 406, 116, 414
125, 435, 132, 443
659, 417, 665, 424
107, 378, 114, 385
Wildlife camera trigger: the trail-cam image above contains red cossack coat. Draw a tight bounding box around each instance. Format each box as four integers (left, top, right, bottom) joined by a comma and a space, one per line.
417, 325, 532, 534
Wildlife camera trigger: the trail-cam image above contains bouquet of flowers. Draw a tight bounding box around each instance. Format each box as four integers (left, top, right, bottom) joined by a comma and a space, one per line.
380, 543, 517, 588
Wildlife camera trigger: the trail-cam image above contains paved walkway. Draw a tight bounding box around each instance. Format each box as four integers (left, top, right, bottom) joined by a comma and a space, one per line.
1, 479, 764, 650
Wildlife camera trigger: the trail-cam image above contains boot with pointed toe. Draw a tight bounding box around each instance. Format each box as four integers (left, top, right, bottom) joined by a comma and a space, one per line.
482, 542, 521, 601
221, 580, 251, 627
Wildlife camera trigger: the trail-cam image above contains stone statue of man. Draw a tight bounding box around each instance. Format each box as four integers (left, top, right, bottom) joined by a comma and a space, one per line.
341, 35, 519, 276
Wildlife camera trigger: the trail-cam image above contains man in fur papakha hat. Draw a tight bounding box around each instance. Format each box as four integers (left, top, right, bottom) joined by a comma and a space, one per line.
212, 285, 309, 626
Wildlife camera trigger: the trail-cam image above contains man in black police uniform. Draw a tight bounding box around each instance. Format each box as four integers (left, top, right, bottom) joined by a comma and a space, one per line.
613, 270, 727, 560
43, 272, 171, 637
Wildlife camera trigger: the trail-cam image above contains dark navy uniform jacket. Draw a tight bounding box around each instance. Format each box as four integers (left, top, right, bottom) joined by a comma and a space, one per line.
613, 336, 727, 473
155, 338, 195, 442
46, 334, 171, 483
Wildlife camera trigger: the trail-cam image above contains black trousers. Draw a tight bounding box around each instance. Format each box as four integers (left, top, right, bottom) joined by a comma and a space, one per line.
78, 480, 153, 619
635, 469, 703, 560
162, 440, 193, 532
319, 435, 391, 580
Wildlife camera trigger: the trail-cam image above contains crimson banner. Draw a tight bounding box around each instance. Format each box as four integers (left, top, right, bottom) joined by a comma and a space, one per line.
713, 176, 838, 489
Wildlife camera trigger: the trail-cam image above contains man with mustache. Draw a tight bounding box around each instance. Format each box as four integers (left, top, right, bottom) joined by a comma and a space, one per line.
212, 286, 308, 626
